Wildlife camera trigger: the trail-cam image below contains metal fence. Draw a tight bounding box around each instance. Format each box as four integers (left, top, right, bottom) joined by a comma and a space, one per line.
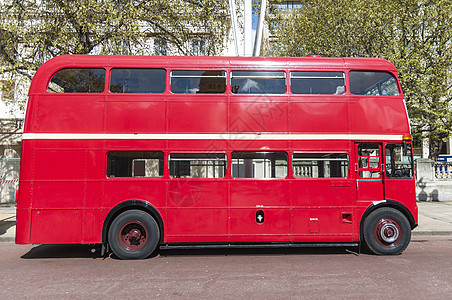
0, 158, 20, 204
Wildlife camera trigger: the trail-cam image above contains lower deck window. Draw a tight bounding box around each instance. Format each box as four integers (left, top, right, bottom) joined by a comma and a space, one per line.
293, 153, 349, 178
232, 152, 287, 178
169, 153, 226, 178
385, 143, 413, 178
107, 151, 164, 178
358, 144, 381, 178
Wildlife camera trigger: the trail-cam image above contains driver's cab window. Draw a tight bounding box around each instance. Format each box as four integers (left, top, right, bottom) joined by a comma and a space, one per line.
385, 143, 413, 178
358, 144, 381, 178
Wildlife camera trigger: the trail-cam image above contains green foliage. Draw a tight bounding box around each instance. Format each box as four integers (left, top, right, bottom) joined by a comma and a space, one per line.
268, 0, 452, 159
0, 0, 229, 77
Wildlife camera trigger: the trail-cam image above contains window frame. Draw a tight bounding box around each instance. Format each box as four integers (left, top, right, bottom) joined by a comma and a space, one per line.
109, 68, 166, 94
349, 70, 400, 96
231, 151, 288, 179
384, 143, 414, 179
357, 143, 382, 179
106, 151, 165, 179
154, 39, 168, 56
292, 152, 350, 179
230, 70, 287, 95
289, 71, 345, 95
47, 68, 106, 94
170, 70, 227, 94
168, 152, 227, 179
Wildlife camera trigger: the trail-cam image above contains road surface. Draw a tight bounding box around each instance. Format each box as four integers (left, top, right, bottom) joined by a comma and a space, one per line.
1, 236, 451, 298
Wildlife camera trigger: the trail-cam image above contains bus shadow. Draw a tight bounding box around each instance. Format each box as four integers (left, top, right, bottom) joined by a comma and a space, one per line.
0, 220, 15, 236
21, 244, 102, 259
157, 246, 361, 258
21, 244, 362, 259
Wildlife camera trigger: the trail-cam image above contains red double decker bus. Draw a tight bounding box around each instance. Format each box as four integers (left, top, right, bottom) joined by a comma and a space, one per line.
16, 55, 417, 259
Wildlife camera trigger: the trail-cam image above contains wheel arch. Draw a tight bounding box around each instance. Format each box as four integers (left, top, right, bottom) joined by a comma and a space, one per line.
359, 200, 417, 240
102, 200, 165, 249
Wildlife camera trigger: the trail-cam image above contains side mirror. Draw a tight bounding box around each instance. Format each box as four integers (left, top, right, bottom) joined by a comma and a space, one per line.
403, 141, 410, 156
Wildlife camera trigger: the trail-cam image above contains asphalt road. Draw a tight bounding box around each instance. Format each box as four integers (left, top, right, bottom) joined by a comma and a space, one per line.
1, 236, 451, 299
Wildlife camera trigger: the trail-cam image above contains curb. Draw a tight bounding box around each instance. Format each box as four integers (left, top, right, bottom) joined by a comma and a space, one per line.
412, 231, 452, 236
0, 232, 451, 243
0, 237, 14, 242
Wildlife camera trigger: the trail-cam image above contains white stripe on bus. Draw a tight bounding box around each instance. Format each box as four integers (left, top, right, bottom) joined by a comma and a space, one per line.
22, 133, 404, 141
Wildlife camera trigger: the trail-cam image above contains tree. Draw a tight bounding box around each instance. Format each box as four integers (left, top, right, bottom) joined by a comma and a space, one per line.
0, 0, 230, 108
267, 0, 452, 160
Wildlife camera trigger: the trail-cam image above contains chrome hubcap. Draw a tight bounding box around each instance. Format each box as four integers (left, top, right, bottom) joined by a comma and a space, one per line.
379, 222, 399, 243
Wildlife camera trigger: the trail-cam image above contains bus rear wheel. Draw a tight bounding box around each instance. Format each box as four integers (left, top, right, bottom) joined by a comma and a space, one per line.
363, 207, 411, 255
108, 210, 160, 260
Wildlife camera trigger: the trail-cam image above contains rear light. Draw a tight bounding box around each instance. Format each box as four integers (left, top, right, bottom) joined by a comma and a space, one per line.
15, 189, 19, 203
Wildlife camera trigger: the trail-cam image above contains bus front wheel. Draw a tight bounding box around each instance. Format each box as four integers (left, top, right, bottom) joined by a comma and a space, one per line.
108, 210, 160, 259
363, 207, 411, 255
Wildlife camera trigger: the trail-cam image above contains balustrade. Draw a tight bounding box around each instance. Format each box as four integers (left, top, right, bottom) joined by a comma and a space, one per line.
434, 162, 452, 179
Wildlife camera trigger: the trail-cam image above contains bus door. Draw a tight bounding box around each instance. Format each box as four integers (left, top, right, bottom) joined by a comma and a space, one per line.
355, 143, 384, 202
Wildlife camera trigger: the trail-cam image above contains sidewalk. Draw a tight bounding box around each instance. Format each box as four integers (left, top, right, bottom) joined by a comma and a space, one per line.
413, 201, 452, 235
1, 202, 452, 242
0, 206, 16, 242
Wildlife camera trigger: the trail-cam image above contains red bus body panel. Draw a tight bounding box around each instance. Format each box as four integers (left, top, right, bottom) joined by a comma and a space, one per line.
16, 55, 417, 246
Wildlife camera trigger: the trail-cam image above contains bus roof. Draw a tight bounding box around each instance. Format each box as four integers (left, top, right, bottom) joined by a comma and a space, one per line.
29, 55, 398, 94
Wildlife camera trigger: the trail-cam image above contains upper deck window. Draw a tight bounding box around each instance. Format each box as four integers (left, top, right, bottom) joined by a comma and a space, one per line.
349, 71, 399, 96
48, 68, 105, 93
171, 70, 226, 94
231, 71, 286, 94
290, 71, 345, 94
110, 69, 166, 93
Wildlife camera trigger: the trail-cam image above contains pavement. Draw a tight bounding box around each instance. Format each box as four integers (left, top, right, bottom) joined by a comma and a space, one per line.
1, 201, 452, 242
0, 206, 16, 242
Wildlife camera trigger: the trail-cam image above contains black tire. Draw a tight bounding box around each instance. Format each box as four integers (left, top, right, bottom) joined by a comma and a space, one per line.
108, 210, 160, 260
363, 207, 411, 255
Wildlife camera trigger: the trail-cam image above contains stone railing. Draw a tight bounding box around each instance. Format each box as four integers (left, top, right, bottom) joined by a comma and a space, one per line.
435, 162, 452, 180
416, 159, 452, 201
0, 158, 20, 204
293, 165, 312, 178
